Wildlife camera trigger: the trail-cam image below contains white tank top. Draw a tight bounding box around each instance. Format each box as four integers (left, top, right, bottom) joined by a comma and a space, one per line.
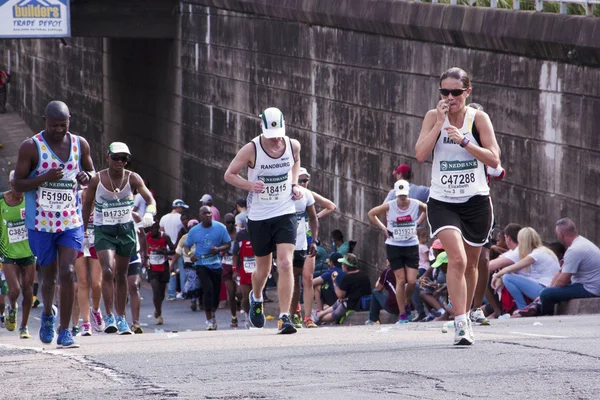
385, 199, 419, 247
247, 136, 296, 221
93, 171, 134, 226
429, 107, 489, 203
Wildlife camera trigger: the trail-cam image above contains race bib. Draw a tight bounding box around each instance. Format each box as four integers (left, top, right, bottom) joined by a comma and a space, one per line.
149, 253, 166, 265
100, 199, 133, 225
198, 254, 219, 266
37, 180, 76, 212
243, 256, 256, 273
7, 220, 27, 244
439, 160, 478, 195
258, 174, 290, 204
85, 225, 95, 244
392, 222, 417, 241
222, 254, 233, 265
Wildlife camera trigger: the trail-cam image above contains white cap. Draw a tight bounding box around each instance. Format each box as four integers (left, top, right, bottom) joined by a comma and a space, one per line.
260, 107, 285, 138
172, 199, 189, 209
299, 167, 310, 177
394, 180, 410, 197
108, 142, 131, 155
200, 194, 212, 203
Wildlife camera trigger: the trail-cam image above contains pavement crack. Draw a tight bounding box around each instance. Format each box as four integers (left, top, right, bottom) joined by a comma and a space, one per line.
492, 340, 600, 361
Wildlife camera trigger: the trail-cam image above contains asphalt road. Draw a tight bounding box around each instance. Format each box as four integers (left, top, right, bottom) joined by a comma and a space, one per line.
1, 284, 599, 400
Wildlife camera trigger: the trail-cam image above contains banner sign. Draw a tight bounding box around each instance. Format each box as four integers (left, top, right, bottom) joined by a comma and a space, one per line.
0, 0, 70, 38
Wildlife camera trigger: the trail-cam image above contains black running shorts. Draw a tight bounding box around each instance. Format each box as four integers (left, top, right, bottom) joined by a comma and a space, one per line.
386, 244, 419, 270
247, 213, 297, 257
427, 195, 493, 247
293, 250, 307, 268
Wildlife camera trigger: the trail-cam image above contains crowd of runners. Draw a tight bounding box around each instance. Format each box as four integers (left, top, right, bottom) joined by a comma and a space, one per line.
0, 67, 519, 347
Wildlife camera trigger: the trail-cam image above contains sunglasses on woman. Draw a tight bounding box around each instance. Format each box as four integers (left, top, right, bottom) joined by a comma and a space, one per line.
110, 154, 130, 163
299, 178, 310, 184
439, 88, 468, 97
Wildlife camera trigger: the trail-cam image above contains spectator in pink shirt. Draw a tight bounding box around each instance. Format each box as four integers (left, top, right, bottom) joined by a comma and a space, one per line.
200, 194, 221, 222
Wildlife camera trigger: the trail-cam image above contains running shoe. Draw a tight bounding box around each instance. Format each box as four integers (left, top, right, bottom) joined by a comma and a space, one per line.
212, 318, 218, 331
104, 314, 118, 334
248, 290, 265, 328
90, 309, 105, 332
190, 300, 197, 312
39, 305, 57, 344
32, 296, 40, 308
396, 312, 410, 324
311, 309, 320, 323
277, 314, 297, 335
412, 312, 426, 322
156, 316, 164, 325
467, 318, 475, 341
470, 308, 490, 326
132, 322, 144, 334
80, 323, 92, 336
176, 293, 183, 300
454, 319, 474, 346
57, 328, 80, 349
291, 313, 303, 329
0, 316, 5, 329
6, 307, 17, 331
19, 326, 32, 339
518, 303, 541, 317
71, 325, 80, 337
167, 296, 176, 301
231, 316, 238, 328
304, 317, 317, 328
365, 319, 378, 325
205, 320, 216, 331
116, 315, 132, 335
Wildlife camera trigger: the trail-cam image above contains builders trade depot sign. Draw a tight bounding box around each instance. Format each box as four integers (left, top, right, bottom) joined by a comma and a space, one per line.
0, 0, 70, 38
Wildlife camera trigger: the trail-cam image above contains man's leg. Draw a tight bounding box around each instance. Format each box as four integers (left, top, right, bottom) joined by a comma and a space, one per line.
198, 266, 215, 321
251, 254, 272, 301
127, 274, 141, 325
97, 249, 117, 316
71, 281, 80, 329
368, 289, 387, 323
275, 243, 295, 315
210, 269, 223, 320
289, 266, 303, 315
75, 257, 91, 325
302, 256, 316, 322
540, 283, 597, 315
56, 245, 78, 333
473, 247, 489, 309
113, 255, 130, 317
20, 264, 35, 329
3, 263, 21, 331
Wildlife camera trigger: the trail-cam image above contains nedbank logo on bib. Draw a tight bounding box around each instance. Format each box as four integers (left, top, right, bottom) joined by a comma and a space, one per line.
13, 0, 60, 18
41, 180, 75, 189
260, 174, 287, 184
440, 160, 478, 172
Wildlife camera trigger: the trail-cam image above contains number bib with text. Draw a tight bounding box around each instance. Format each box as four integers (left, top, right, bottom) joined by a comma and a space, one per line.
243, 256, 256, 273
222, 254, 233, 265
392, 222, 417, 242
7, 220, 28, 244
149, 253, 166, 265
198, 254, 219, 266
100, 199, 133, 225
258, 174, 290, 204
439, 160, 478, 195
37, 180, 76, 212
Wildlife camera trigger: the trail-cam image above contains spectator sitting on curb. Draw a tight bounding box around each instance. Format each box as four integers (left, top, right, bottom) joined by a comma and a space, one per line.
489, 229, 509, 260
365, 260, 399, 325
520, 218, 600, 317
312, 254, 371, 324
412, 238, 444, 322
489, 223, 523, 272
490, 227, 560, 314
312, 252, 345, 311
331, 229, 350, 255
419, 244, 452, 322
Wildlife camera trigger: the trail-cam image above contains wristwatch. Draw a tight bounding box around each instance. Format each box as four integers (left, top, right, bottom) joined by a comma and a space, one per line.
460, 137, 470, 148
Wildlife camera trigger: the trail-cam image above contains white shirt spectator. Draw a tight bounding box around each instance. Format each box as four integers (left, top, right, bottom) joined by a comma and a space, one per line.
527, 248, 560, 287
562, 236, 600, 296
133, 193, 147, 217
160, 213, 183, 242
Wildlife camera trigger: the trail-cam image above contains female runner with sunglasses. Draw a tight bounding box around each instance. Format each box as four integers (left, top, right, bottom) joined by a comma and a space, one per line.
81, 142, 156, 335
415, 68, 501, 345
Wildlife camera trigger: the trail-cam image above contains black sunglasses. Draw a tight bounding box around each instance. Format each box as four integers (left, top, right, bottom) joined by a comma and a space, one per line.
299, 178, 310, 183
110, 153, 130, 163
439, 88, 467, 97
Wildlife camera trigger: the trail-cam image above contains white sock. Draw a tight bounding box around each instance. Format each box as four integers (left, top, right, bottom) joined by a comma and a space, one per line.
252, 292, 263, 302
279, 312, 289, 318
455, 313, 467, 324
437, 308, 446, 315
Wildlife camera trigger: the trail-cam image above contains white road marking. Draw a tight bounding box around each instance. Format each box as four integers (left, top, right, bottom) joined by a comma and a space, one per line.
510, 332, 567, 339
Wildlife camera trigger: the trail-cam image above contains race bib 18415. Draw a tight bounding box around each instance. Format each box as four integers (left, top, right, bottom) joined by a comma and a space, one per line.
258, 174, 290, 204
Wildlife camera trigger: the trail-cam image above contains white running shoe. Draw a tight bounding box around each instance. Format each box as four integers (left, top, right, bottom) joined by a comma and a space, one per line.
470, 308, 490, 326
454, 319, 474, 346
205, 320, 216, 331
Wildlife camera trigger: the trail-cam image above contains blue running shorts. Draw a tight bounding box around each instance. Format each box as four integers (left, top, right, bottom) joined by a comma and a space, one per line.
28, 227, 84, 266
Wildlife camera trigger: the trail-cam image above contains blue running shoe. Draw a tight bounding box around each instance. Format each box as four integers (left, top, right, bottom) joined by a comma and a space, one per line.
248, 290, 265, 328
57, 328, 80, 349
39, 305, 58, 344
116, 315, 132, 335
104, 314, 118, 334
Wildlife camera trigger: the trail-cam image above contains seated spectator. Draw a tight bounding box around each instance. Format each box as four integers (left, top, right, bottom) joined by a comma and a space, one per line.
419, 248, 452, 321
489, 229, 508, 260
412, 239, 444, 322
548, 241, 566, 265
331, 229, 350, 255
313, 254, 371, 324
366, 261, 399, 324
522, 218, 600, 316
489, 223, 523, 272
491, 227, 560, 312
312, 252, 345, 310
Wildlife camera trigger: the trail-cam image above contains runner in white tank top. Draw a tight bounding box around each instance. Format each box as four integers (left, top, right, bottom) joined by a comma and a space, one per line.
81, 142, 157, 336
13, 101, 96, 348
368, 180, 427, 323
415, 68, 501, 346
224, 107, 303, 335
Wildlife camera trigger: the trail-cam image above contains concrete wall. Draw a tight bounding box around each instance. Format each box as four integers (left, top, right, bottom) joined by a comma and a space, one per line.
1, 0, 599, 278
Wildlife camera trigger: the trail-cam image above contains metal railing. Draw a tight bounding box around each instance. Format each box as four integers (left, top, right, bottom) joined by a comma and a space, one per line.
422, 0, 599, 16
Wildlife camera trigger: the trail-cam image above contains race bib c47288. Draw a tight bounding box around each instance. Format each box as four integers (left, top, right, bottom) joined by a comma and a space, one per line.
243, 256, 256, 273
439, 160, 478, 195
258, 173, 290, 204
37, 180, 76, 212
7, 220, 28, 244
392, 222, 417, 242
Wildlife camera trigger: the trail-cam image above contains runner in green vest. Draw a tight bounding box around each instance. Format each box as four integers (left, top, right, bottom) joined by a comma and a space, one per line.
0, 171, 36, 338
